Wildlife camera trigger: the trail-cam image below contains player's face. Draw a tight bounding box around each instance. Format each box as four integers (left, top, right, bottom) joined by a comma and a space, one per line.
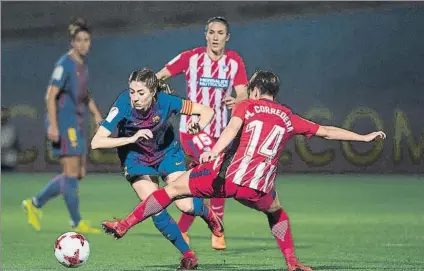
129, 81, 156, 110
71, 31, 91, 56
205, 22, 229, 54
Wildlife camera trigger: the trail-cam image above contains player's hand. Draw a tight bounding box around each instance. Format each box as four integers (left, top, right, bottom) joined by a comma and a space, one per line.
223, 96, 236, 109
199, 151, 218, 164
129, 129, 153, 143
187, 119, 201, 134
363, 131, 386, 142
47, 124, 60, 142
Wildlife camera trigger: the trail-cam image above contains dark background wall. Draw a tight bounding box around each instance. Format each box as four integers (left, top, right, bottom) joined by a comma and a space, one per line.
2, 2, 423, 173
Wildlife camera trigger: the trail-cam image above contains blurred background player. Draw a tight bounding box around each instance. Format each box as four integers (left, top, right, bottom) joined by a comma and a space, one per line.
156, 16, 248, 250
101, 70, 386, 271
22, 18, 103, 233
92, 68, 223, 270
1, 107, 20, 171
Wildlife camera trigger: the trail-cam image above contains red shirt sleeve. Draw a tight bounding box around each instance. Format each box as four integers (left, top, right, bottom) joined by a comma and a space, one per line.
231, 100, 250, 121
232, 53, 248, 87
165, 49, 193, 76
291, 114, 320, 138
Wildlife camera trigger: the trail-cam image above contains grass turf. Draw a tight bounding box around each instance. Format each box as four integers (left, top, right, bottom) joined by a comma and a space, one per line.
2, 173, 424, 270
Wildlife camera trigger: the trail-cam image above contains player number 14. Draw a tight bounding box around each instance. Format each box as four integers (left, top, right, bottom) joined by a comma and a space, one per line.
245, 120, 285, 158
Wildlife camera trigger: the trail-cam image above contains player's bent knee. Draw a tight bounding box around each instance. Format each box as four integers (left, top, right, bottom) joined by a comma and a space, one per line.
175, 198, 194, 214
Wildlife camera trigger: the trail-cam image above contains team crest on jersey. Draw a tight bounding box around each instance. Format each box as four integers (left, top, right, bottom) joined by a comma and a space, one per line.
198, 77, 230, 88
152, 116, 161, 123
221, 64, 229, 72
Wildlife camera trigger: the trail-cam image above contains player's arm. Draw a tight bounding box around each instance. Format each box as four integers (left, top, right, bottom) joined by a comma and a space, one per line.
167, 93, 214, 133
46, 64, 67, 142
234, 84, 248, 103
156, 67, 172, 81
292, 115, 386, 142
91, 93, 153, 149
224, 54, 249, 108
91, 126, 152, 149
315, 125, 386, 142
211, 116, 243, 154
183, 101, 215, 133
156, 50, 192, 80
45, 85, 60, 131
86, 90, 103, 125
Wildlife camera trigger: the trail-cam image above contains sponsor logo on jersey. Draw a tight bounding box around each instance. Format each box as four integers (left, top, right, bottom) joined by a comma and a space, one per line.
105, 107, 119, 122
198, 77, 230, 88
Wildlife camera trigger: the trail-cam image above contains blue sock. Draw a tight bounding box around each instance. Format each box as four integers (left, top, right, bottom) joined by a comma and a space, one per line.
62, 176, 81, 226
152, 210, 190, 254
33, 174, 64, 208
191, 197, 209, 218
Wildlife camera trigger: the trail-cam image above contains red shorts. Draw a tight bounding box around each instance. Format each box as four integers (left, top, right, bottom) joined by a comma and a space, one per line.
180, 132, 218, 163
188, 161, 277, 212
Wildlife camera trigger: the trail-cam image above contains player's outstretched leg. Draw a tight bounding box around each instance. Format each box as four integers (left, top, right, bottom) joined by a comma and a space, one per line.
102, 186, 223, 240
267, 208, 312, 271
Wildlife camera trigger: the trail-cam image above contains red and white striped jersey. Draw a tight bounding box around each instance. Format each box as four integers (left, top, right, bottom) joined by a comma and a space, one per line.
225, 99, 320, 193
165, 47, 248, 138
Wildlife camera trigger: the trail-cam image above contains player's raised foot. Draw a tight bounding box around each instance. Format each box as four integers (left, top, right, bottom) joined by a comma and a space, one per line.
22, 199, 42, 231
211, 233, 226, 250
73, 220, 101, 234
177, 250, 198, 270
101, 219, 128, 239
286, 261, 313, 271
182, 232, 190, 245
201, 205, 224, 237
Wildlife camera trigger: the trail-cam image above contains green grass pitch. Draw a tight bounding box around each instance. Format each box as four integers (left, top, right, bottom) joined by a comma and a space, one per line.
2, 173, 424, 270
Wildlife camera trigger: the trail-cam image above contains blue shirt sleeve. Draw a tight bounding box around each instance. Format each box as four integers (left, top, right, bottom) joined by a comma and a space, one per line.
160, 92, 184, 115
48, 60, 69, 89
100, 90, 130, 132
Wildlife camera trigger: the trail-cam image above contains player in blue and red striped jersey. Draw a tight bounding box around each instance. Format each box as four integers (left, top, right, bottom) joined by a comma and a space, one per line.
101, 70, 386, 271
91, 68, 223, 270
22, 18, 102, 233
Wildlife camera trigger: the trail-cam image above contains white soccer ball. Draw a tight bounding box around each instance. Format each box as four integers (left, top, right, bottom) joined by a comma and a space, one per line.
54, 232, 90, 268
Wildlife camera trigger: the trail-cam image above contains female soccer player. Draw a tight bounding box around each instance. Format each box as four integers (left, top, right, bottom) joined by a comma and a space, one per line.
91, 68, 224, 270
22, 18, 102, 233
156, 16, 248, 250
101, 70, 386, 271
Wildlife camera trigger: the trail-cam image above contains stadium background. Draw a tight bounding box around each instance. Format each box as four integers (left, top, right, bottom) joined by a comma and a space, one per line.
2, 2, 423, 173
2, 2, 424, 271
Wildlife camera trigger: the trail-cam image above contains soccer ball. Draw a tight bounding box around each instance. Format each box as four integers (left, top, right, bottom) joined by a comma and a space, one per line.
54, 232, 90, 268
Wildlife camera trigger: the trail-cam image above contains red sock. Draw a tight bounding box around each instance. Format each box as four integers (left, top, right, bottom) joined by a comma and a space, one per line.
178, 213, 196, 233
267, 208, 296, 262
210, 198, 225, 222
121, 189, 172, 229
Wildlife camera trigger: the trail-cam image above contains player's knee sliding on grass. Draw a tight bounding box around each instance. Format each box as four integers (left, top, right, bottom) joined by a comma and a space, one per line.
91, 68, 220, 269
156, 16, 250, 250
102, 70, 386, 271
23, 18, 102, 234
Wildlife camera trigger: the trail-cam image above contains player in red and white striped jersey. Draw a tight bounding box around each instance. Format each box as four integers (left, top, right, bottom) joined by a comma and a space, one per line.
101, 70, 386, 271
156, 16, 248, 250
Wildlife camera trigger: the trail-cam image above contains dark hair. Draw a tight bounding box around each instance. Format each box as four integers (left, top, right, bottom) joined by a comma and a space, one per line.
205, 16, 230, 34
68, 17, 91, 39
128, 68, 174, 94
247, 70, 280, 98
